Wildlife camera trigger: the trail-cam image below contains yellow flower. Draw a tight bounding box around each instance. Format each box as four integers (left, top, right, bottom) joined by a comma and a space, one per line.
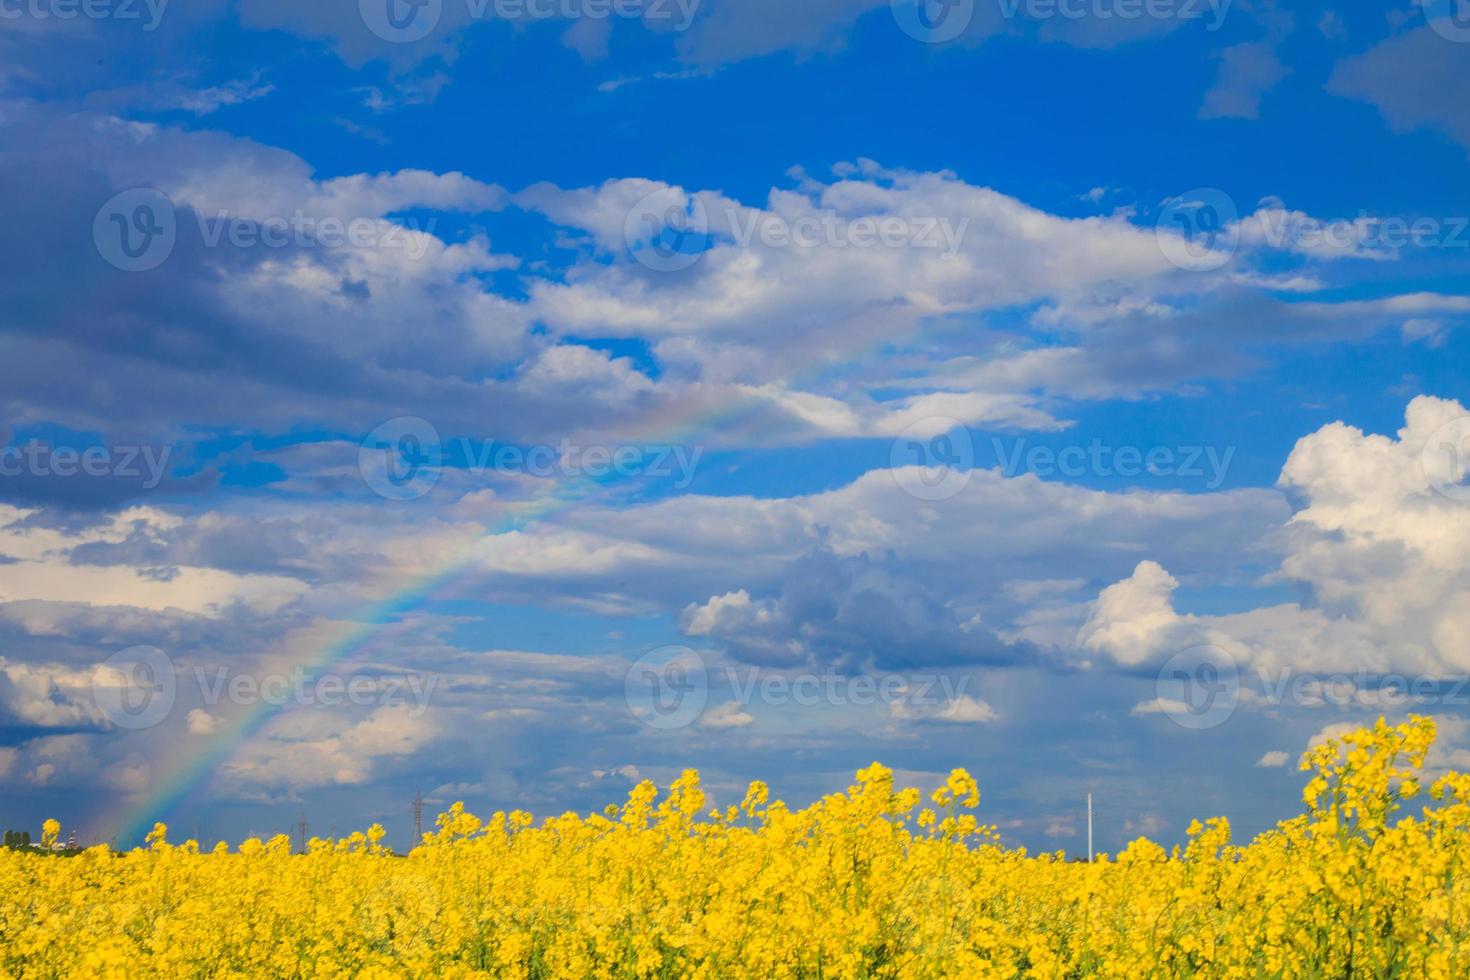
1, 717, 1463, 979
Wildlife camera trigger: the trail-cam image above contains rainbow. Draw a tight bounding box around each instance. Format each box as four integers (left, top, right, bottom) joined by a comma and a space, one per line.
112, 484, 566, 845
111, 393, 791, 846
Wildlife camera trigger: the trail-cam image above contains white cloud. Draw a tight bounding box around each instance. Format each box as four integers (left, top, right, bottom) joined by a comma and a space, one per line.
220, 705, 442, 792
890, 693, 998, 725
0, 506, 315, 617
1078, 561, 1186, 667
0, 659, 109, 733
156, 76, 276, 115
673, 0, 888, 65
1235, 200, 1398, 262
1078, 397, 1470, 677
1043, 818, 1078, 838
9, 99, 1459, 458
1256, 750, 1290, 768
1130, 697, 1190, 718
523, 165, 1182, 375
699, 700, 755, 730
1199, 42, 1288, 120
473, 461, 1283, 671
1329, 26, 1470, 151
683, 590, 758, 636
1403, 318, 1451, 348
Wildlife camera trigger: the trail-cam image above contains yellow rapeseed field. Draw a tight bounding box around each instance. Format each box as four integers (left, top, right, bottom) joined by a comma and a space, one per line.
3, 716, 1466, 978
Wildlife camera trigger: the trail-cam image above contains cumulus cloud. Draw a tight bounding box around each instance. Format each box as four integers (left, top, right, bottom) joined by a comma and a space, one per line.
1077, 396, 1470, 677
521, 163, 1182, 370
1078, 561, 1188, 667
0, 9, 1460, 849
0, 506, 310, 617
4, 92, 1458, 472
682, 547, 1037, 671
219, 706, 442, 793
459, 458, 1286, 676
0, 659, 110, 743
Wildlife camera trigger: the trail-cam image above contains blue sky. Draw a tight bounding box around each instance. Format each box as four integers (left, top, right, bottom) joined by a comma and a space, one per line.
1, 0, 1469, 853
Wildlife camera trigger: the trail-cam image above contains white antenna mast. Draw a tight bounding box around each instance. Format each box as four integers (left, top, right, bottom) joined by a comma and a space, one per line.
1087, 792, 1094, 863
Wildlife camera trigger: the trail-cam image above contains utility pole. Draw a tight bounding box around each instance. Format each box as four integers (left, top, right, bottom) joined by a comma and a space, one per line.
1087, 793, 1094, 864
412, 791, 425, 851
297, 812, 308, 855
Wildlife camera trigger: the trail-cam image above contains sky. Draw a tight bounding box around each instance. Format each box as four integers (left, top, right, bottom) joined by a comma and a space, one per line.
0, 0, 1468, 854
